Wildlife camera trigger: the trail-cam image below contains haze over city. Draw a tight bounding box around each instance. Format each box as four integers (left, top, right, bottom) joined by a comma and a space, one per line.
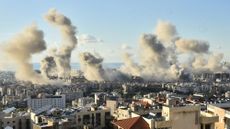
0, 1, 230, 129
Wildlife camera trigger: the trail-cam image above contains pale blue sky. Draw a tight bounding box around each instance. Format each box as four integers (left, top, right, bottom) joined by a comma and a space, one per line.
0, 0, 230, 63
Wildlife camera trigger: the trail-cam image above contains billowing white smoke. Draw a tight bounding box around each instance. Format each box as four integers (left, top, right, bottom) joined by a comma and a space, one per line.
1, 24, 47, 84
120, 53, 141, 76
79, 52, 105, 81
79, 52, 130, 82
140, 34, 169, 68
139, 34, 184, 81
175, 39, 209, 53
44, 9, 77, 78
175, 38, 228, 73
120, 31, 185, 81
192, 55, 207, 72
120, 20, 229, 81
207, 53, 224, 72
155, 20, 179, 65
192, 53, 227, 73
155, 20, 178, 43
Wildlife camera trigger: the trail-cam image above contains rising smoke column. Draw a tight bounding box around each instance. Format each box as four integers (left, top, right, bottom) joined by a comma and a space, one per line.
79, 52, 130, 82
79, 52, 105, 81
139, 34, 169, 68
2, 24, 47, 84
155, 20, 179, 64
120, 21, 193, 81
139, 33, 184, 81
40, 56, 57, 78
120, 33, 183, 81
120, 53, 141, 76
44, 9, 77, 78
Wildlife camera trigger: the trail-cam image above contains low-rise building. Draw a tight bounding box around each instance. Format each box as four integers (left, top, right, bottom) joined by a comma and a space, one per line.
0, 107, 31, 129
75, 106, 111, 129
207, 103, 230, 129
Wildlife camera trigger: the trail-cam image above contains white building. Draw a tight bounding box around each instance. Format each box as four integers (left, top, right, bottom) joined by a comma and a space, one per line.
27, 94, 66, 111
56, 90, 83, 102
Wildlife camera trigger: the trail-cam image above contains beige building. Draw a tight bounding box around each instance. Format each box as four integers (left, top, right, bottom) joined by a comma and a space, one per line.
207, 103, 230, 129
75, 106, 111, 129
128, 105, 218, 129
106, 100, 118, 115
32, 118, 73, 129
113, 107, 131, 120
162, 105, 218, 129
162, 105, 200, 129
0, 111, 31, 129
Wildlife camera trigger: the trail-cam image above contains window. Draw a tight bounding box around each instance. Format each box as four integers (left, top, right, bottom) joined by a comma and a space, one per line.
205, 124, 211, 129
83, 115, 90, 124
78, 118, 81, 122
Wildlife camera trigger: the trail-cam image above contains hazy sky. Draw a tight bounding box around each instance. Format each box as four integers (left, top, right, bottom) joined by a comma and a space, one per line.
0, 0, 230, 63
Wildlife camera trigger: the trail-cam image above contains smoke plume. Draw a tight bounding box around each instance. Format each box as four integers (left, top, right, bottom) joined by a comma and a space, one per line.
79, 52, 105, 81
40, 56, 57, 78
79, 52, 130, 82
191, 53, 227, 73
2, 24, 47, 84
140, 34, 169, 68
44, 9, 77, 78
155, 20, 178, 43
120, 53, 141, 76
175, 39, 209, 53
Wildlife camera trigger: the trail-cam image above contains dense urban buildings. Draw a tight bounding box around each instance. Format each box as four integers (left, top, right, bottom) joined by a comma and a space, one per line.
0, 71, 230, 129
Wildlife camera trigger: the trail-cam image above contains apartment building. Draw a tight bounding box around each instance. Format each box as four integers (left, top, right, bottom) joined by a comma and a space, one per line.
207, 103, 230, 129
27, 94, 65, 111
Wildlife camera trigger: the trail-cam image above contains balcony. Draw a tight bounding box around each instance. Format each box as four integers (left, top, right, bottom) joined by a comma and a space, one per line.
200, 112, 219, 124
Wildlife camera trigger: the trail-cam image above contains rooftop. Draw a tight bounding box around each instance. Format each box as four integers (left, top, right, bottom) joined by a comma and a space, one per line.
112, 116, 150, 129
